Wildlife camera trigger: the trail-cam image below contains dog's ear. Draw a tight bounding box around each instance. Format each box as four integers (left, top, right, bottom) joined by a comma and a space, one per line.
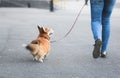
37, 26, 45, 34
43, 28, 54, 35
47, 28, 53, 35
41, 27, 46, 33
49, 28, 54, 35
37, 25, 41, 33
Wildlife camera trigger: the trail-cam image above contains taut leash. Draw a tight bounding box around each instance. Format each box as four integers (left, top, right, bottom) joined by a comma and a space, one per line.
51, 3, 87, 43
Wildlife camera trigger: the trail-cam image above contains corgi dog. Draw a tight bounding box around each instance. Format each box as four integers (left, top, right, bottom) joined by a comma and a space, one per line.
26, 26, 53, 63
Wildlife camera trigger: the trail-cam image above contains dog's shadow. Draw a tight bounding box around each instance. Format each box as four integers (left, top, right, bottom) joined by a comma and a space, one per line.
22, 58, 48, 63
18, 56, 49, 64
0, 55, 46, 65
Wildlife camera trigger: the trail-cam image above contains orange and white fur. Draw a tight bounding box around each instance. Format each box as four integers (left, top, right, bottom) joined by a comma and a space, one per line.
26, 26, 53, 63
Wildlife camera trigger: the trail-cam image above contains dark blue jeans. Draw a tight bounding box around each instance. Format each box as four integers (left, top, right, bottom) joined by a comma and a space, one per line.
90, 0, 116, 52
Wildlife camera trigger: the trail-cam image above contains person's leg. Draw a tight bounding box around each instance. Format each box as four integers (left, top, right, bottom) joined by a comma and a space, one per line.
90, 0, 104, 41
90, 0, 104, 58
101, 0, 116, 53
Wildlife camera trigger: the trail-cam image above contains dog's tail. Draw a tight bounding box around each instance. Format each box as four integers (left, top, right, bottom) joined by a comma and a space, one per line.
25, 40, 40, 51
25, 45, 29, 50
25, 45, 33, 51
22, 43, 31, 50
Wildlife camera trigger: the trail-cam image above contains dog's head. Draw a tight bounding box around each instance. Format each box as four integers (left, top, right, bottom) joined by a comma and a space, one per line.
37, 26, 53, 37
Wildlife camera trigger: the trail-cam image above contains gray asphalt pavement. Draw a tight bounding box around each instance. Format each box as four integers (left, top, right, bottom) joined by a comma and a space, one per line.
0, 1, 120, 78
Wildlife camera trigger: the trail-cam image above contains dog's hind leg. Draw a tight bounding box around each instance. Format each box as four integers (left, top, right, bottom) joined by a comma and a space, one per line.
32, 54, 37, 61
38, 54, 44, 63
43, 55, 47, 60
44, 52, 49, 59
31, 51, 38, 61
33, 55, 38, 61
